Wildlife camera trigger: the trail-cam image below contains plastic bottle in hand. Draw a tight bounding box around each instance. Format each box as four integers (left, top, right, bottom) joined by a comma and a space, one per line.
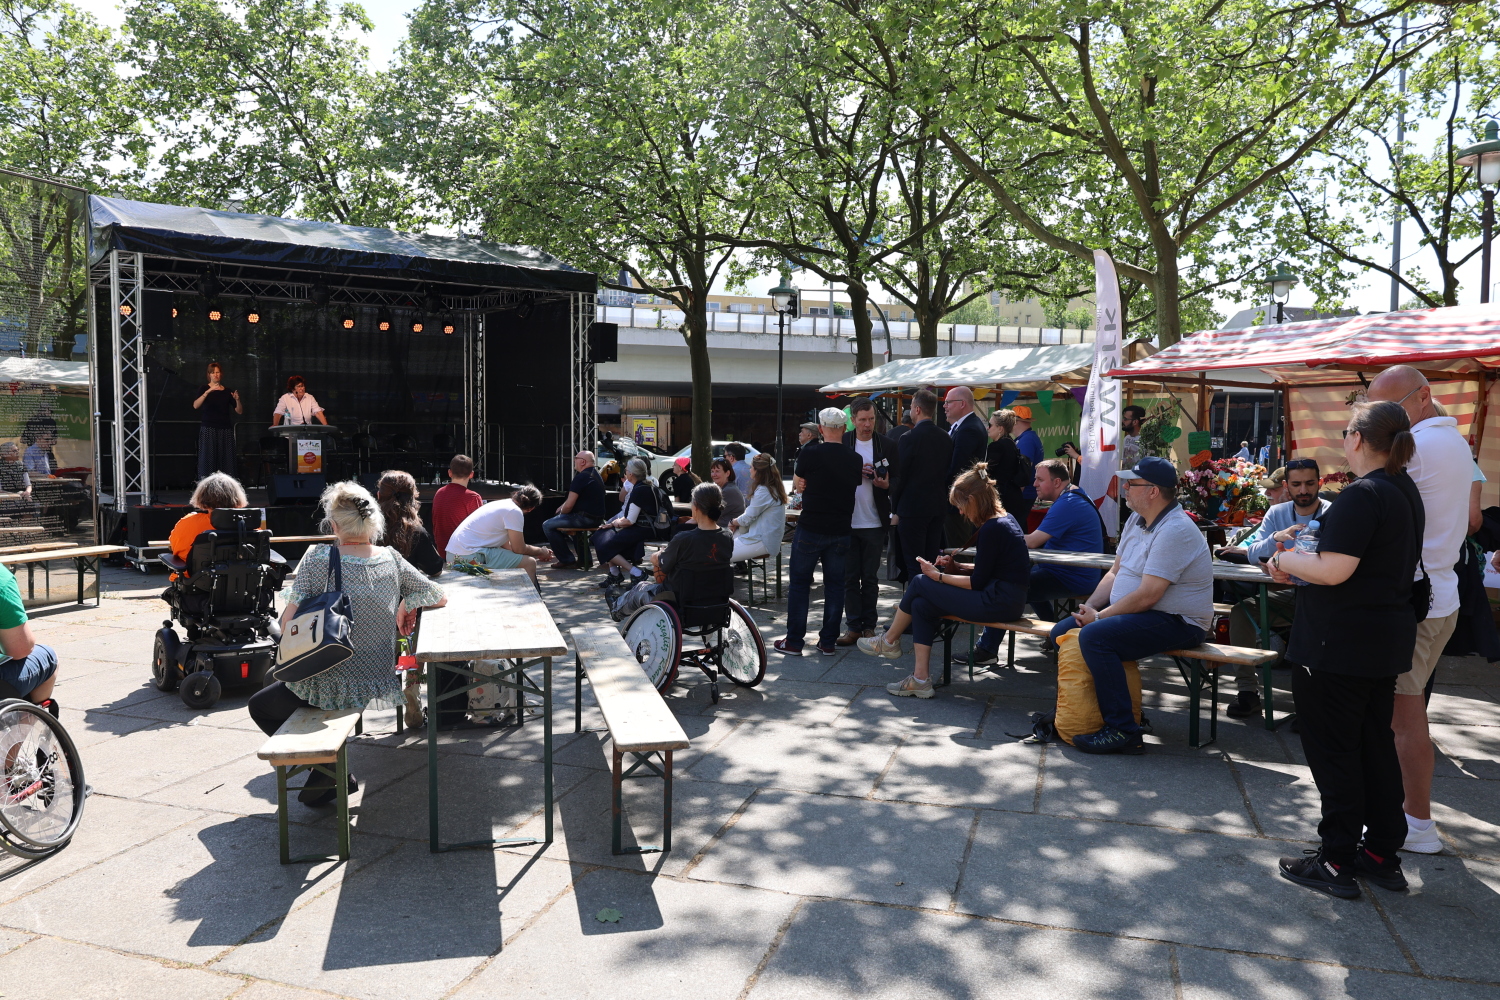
1289, 520, 1319, 586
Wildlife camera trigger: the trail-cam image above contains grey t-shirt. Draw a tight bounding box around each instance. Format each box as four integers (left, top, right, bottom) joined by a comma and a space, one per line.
1111, 505, 1214, 629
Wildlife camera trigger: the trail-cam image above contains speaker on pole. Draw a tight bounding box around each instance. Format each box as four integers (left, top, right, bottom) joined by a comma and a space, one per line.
588, 321, 618, 363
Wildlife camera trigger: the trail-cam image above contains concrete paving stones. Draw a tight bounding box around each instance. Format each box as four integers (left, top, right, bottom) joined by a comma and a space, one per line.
4, 577, 1496, 999
0, 936, 243, 1000
746, 899, 1176, 1000
452, 867, 799, 1000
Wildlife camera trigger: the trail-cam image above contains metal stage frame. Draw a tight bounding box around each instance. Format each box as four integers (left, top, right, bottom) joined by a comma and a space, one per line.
91, 248, 595, 512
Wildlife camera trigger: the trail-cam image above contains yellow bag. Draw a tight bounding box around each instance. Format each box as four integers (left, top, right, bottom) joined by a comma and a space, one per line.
1054, 630, 1143, 746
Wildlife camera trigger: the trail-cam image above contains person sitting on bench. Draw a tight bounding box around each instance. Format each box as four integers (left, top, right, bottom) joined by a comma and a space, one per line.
0, 560, 58, 713
593, 458, 660, 583
1050, 456, 1213, 755
857, 463, 1029, 698
543, 450, 606, 569
729, 453, 787, 563
445, 485, 553, 584
970, 458, 1105, 665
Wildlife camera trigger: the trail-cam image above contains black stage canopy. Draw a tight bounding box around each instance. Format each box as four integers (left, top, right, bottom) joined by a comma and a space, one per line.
90, 196, 595, 295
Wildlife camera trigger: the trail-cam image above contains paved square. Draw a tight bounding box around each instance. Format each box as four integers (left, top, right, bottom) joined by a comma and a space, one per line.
0, 566, 1497, 998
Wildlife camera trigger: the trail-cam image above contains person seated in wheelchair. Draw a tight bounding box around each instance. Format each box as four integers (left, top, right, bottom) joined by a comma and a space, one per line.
167, 473, 254, 582
612, 482, 734, 620
0, 560, 59, 715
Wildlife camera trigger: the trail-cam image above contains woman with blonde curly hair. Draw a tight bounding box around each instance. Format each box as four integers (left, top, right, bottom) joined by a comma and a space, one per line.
249, 480, 447, 804
857, 463, 1029, 699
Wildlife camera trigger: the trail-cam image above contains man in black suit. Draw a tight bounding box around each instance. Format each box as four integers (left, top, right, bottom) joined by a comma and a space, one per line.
889, 389, 952, 582
838, 397, 897, 644
942, 385, 989, 546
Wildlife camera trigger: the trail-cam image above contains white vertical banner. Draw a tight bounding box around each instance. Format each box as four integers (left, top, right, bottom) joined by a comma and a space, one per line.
1080, 250, 1123, 536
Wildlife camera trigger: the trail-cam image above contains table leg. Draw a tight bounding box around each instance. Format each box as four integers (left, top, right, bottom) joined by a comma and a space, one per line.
427, 660, 440, 852
544, 655, 554, 844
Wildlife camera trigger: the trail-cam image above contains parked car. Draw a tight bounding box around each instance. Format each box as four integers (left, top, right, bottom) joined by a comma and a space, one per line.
650, 441, 760, 481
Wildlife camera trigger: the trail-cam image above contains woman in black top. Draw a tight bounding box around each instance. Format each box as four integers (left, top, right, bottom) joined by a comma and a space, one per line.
193, 361, 242, 478
375, 470, 444, 578
856, 463, 1029, 698
1263, 400, 1421, 899
986, 409, 1029, 520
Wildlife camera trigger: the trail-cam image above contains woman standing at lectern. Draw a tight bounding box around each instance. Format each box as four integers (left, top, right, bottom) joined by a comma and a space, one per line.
272, 375, 328, 426
193, 361, 242, 477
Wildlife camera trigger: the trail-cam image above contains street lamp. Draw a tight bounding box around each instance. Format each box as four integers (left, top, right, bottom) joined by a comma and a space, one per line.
1457, 120, 1500, 304
1263, 263, 1299, 324
770, 278, 798, 469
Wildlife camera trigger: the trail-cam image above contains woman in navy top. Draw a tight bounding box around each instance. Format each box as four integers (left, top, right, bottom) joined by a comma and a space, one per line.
858, 463, 1029, 697
593, 457, 661, 580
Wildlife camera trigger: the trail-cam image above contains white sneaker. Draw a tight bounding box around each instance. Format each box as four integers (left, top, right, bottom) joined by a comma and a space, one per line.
886, 674, 935, 699
1402, 820, 1443, 854
857, 635, 903, 659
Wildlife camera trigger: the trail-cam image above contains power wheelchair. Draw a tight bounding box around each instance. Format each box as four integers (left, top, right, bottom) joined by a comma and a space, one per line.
153, 508, 290, 710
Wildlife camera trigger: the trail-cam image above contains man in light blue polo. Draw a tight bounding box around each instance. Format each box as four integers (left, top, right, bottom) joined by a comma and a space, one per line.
1050, 456, 1213, 754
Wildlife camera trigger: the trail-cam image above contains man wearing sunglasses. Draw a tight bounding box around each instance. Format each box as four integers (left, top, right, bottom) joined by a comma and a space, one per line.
1217, 459, 1330, 718
1050, 456, 1213, 754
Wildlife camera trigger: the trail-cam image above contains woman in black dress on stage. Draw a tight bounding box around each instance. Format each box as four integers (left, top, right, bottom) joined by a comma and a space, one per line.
193, 361, 242, 478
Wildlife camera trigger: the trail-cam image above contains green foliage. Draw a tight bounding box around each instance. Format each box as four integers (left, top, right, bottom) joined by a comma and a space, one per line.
944, 297, 1000, 324
125, 0, 429, 228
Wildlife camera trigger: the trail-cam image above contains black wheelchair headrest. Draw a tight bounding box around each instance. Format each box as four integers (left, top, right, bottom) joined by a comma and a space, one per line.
210, 507, 263, 532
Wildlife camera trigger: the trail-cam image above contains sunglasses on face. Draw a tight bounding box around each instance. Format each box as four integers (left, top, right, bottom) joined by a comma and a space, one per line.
1284, 459, 1319, 472
1342, 429, 1359, 439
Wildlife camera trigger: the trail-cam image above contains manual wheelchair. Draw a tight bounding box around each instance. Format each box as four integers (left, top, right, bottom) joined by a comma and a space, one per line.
153, 508, 290, 710
618, 597, 767, 703
0, 696, 85, 864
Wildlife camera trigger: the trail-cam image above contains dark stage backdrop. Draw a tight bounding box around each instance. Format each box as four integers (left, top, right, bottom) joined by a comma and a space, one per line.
485, 298, 575, 492
140, 294, 468, 489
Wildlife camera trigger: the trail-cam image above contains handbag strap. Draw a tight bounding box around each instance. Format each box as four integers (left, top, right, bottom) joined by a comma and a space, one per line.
326, 542, 344, 592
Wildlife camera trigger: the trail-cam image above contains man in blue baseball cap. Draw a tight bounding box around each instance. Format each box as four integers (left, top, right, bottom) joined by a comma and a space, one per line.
1049, 455, 1213, 754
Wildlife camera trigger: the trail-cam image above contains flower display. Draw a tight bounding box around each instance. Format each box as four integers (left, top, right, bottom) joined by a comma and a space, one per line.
1178, 458, 1267, 524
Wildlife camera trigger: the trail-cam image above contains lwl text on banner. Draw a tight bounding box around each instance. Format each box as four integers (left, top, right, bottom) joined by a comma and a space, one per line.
1079, 250, 1122, 537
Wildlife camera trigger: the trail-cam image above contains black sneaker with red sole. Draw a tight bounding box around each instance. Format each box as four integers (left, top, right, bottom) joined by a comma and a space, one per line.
1279, 849, 1360, 899
1352, 848, 1408, 891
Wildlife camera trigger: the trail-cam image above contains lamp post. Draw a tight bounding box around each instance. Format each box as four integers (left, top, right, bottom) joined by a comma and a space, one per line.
1458, 120, 1500, 304
770, 278, 797, 469
1263, 264, 1299, 324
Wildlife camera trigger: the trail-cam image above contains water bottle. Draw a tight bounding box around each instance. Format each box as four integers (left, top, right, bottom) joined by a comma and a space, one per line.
1289, 520, 1319, 586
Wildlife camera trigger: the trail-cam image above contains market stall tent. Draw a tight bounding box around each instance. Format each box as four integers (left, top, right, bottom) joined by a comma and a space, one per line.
820, 343, 1096, 394
1108, 304, 1500, 503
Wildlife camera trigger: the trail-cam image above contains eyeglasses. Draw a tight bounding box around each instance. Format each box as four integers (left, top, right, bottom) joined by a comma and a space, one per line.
1284, 459, 1319, 472
1121, 480, 1153, 490
1342, 429, 1358, 439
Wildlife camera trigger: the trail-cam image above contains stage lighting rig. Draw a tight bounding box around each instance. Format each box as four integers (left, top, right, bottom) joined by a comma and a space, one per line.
339, 309, 356, 330
442, 312, 457, 335
376, 308, 393, 332
245, 301, 262, 324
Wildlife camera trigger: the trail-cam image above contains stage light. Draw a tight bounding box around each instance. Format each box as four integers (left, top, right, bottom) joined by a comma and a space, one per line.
208, 307, 223, 322
118, 302, 133, 317
376, 308, 392, 332
411, 317, 425, 333
171, 307, 178, 319
340, 310, 356, 330
245, 301, 261, 324
442, 313, 457, 335
311, 282, 330, 307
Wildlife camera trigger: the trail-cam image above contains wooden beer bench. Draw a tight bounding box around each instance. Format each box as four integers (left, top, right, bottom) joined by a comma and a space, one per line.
0, 544, 130, 607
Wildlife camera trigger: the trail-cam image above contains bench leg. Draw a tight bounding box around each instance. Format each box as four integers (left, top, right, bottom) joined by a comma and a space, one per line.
611, 745, 672, 855
662, 750, 674, 853
1007, 629, 1017, 670
1175, 657, 1219, 749
575, 653, 583, 733
276, 765, 291, 865
275, 758, 350, 865
611, 746, 625, 855
335, 744, 351, 861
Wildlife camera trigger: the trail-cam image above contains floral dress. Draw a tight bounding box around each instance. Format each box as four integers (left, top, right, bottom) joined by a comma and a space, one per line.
282, 545, 446, 710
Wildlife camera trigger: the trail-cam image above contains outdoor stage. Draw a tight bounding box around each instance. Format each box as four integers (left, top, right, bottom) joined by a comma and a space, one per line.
88, 195, 599, 531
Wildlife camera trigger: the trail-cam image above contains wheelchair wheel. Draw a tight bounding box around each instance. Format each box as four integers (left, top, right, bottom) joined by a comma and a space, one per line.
152, 628, 181, 693
620, 601, 681, 694
0, 698, 85, 856
180, 670, 221, 710
720, 599, 767, 688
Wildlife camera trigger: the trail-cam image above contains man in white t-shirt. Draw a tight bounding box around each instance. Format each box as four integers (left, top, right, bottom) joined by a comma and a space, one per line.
1368, 366, 1472, 854
445, 485, 554, 583
837, 399, 894, 644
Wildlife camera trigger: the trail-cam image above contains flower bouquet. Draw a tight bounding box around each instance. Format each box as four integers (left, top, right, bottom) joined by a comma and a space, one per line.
1179, 457, 1263, 524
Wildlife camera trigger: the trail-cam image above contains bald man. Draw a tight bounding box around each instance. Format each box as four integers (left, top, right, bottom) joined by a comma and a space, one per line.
942, 386, 990, 545
1366, 364, 1473, 854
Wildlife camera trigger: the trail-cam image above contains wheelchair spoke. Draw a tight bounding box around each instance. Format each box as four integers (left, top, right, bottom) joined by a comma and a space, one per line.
0, 702, 84, 852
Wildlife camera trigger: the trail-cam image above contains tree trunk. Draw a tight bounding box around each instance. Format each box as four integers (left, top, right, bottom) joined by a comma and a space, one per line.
1152, 237, 1182, 347
685, 294, 714, 480
918, 305, 941, 357
847, 282, 876, 371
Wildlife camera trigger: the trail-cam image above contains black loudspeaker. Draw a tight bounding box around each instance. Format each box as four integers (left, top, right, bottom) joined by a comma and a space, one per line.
268, 474, 326, 506
589, 321, 618, 363
142, 290, 174, 340
127, 504, 189, 547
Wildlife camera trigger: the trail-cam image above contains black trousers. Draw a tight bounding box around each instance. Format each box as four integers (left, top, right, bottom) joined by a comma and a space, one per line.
843, 527, 886, 631
896, 513, 944, 582
1292, 666, 1406, 863
248, 680, 314, 737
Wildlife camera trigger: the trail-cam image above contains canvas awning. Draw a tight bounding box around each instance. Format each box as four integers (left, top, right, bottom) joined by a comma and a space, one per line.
1108, 304, 1500, 386
820, 343, 1096, 394
0, 357, 89, 388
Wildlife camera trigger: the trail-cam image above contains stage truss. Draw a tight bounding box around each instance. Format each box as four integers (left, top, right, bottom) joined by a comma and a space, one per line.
571, 290, 597, 479
94, 251, 149, 511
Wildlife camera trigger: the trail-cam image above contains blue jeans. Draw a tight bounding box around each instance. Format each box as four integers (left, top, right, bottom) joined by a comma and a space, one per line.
979, 565, 1090, 650
900, 575, 1023, 647
784, 527, 849, 649
1050, 610, 1204, 733
543, 511, 601, 563
0, 643, 57, 699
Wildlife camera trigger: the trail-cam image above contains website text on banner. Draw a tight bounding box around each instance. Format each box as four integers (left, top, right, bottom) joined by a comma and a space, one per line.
1079, 250, 1123, 536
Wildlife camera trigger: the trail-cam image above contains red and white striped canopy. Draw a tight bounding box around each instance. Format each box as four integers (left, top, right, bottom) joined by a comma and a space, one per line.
1109, 304, 1500, 385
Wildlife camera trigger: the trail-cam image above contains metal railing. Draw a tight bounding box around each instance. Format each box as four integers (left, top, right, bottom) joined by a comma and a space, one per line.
595, 304, 1095, 347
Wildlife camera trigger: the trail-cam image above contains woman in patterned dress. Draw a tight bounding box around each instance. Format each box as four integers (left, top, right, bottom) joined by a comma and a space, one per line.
249, 480, 447, 805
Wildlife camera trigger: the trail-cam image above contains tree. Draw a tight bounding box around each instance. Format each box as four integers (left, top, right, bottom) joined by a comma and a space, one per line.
399, 0, 764, 476
0, 0, 144, 357
915, 1, 1457, 344
125, 0, 429, 229
1281, 7, 1500, 308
